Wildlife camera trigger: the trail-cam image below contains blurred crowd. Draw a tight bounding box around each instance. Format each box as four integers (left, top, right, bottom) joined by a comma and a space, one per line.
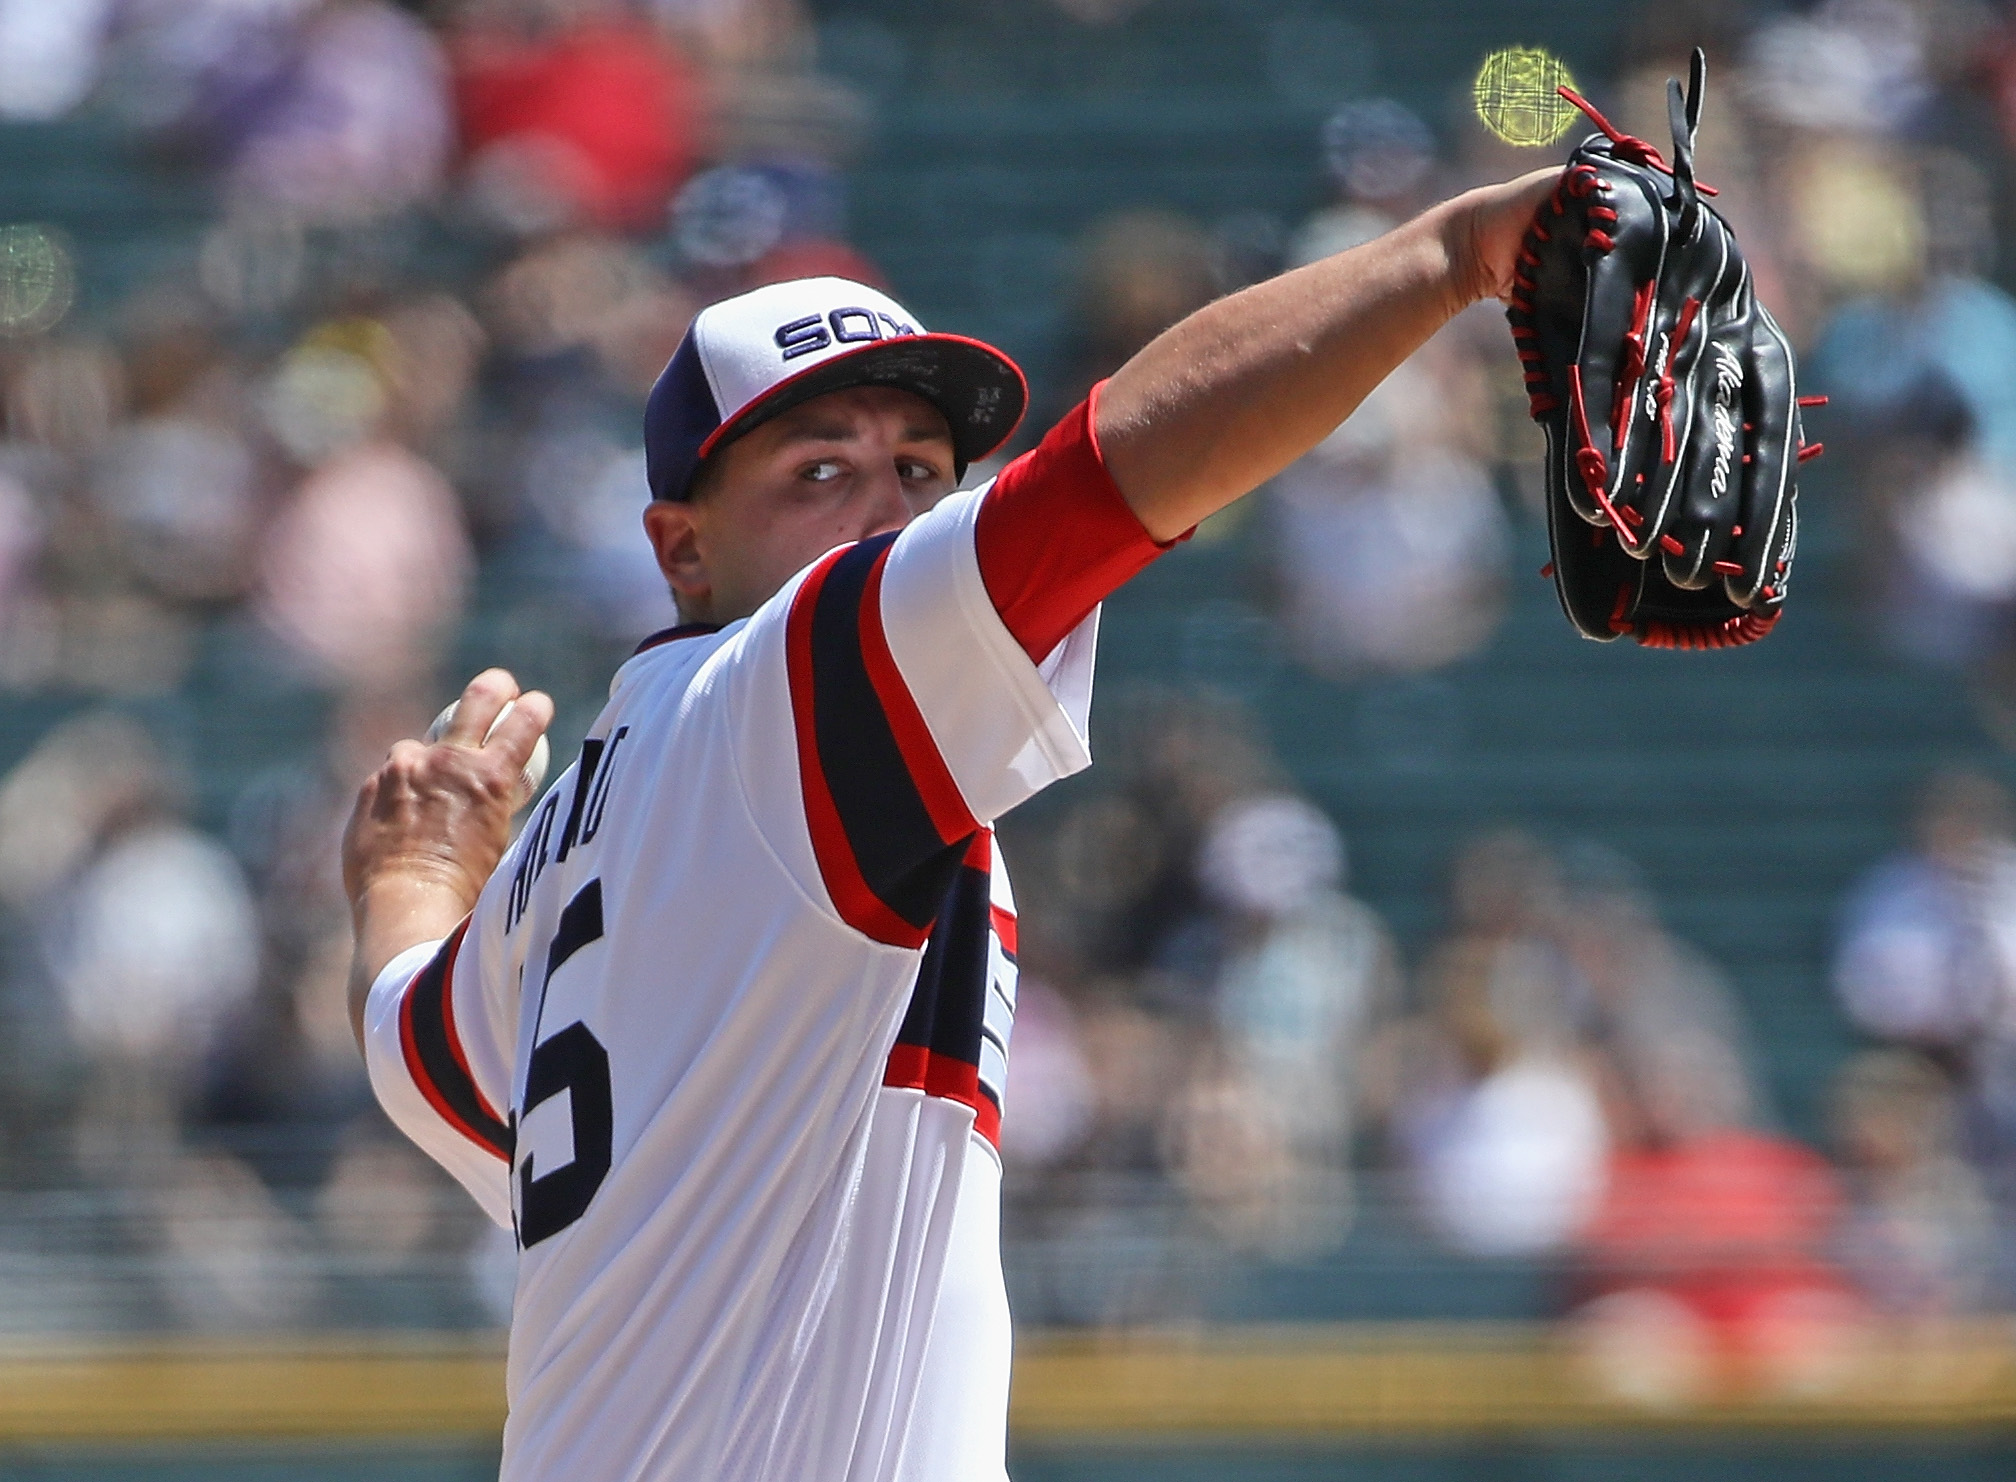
999, 711, 2016, 1404
988, 0, 2016, 1400
2, 0, 2016, 1375
1045, 0, 2016, 707
0, 0, 880, 1331
0, 0, 877, 707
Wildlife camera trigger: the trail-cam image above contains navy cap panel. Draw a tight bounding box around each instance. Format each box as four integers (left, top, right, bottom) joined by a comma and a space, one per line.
644, 334, 725, 503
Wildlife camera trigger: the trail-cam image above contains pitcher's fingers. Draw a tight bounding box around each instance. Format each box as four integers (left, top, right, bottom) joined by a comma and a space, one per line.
1471, 167, 1566, 301
483, 687, 554, 771
444, 668, 521, 748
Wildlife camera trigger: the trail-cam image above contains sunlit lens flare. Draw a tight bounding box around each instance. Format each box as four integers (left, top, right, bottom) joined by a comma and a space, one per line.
1474, 46, 1580, 148
0, 224, 75, 337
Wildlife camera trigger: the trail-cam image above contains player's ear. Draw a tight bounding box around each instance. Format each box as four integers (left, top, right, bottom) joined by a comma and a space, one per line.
643, 499, 711, 616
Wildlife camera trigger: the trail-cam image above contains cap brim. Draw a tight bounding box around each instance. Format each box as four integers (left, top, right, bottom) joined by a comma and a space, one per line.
697, 333, 1028, 475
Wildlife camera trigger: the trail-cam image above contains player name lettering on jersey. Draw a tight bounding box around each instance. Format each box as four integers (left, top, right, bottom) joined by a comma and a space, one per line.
507, 726, 630, 932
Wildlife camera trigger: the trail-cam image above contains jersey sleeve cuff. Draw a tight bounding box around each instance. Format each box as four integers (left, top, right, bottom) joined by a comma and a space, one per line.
361, 936, 517, 1230
1082, 378, 1194, 553
361, 939, 449, 1132
973, 381, 1187, 666
362, 938, 447, 1074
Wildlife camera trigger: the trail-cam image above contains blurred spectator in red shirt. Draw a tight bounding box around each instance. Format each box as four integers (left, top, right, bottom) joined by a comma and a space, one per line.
451, 0, 704, 235
1572, 1032, 1863, 1404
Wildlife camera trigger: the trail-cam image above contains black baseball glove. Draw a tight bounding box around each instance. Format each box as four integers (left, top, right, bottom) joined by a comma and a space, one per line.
1509, 49, 1822, 650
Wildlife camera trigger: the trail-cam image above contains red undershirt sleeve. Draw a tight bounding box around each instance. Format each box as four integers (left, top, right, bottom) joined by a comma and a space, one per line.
973, 379, 1188, 665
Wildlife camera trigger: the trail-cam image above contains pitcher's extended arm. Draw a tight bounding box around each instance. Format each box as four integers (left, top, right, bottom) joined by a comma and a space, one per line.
1098, 170, 1557, 542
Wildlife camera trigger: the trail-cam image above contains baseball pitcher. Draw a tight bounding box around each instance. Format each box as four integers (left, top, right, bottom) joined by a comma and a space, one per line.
343, 144, 1720, 1479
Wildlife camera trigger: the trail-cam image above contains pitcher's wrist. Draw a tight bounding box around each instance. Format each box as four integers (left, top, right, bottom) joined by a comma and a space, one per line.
351, 869, 479, 938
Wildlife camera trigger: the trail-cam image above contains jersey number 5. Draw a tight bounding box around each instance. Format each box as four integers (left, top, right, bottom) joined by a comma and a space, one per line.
518, 879, 613, 1248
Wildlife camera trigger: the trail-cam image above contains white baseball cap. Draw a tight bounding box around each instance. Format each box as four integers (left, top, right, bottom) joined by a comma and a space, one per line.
643, 277, 1027, 501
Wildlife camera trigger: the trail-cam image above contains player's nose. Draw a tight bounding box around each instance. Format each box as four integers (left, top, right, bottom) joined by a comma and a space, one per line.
855, 462, 916, 540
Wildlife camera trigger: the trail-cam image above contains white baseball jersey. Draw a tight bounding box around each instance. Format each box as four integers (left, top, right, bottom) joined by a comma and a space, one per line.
362, 394, 1167, 1482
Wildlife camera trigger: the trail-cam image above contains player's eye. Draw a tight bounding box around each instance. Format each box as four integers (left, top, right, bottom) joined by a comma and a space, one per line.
897, 458, 940, 484
800, 459, 846, 484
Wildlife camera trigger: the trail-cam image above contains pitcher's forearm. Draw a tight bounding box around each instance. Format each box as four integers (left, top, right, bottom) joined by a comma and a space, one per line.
1098, 198, 1468, 539
1098, 174, 1553, 541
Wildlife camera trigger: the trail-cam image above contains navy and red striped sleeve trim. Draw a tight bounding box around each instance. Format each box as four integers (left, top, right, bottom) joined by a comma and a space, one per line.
787, 533, 978, 948
398, 920, 513, 1162
884, 1045, 999, 1147
989, 902, 1017, 957
884, 832, 1003, 1145
973, 380, 1185, 666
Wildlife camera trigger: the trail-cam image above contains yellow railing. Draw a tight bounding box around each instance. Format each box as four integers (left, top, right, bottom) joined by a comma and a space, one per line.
1011, 1322, 2016, 1436
0, 1336, 507, 1442
0, 1323, 2011, 1443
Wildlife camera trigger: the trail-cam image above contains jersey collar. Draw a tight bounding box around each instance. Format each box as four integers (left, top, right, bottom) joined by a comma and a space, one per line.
632, 622, 723, 656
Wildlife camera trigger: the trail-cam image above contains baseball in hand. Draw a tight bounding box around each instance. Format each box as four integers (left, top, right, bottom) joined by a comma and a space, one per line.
426, 697, 551, 809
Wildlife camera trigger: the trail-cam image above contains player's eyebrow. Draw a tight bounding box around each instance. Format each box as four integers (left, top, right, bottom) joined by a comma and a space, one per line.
773, 420, 951, 449
773, 416, 856, 444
